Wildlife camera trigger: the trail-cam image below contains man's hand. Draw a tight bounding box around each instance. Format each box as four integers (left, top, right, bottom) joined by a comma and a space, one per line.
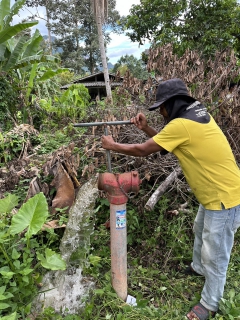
131, 112, 158, 138
101, 135, 115, 150
131, 113, 148, 130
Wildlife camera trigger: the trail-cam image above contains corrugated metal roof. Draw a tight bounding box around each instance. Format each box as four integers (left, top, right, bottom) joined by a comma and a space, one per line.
61, 82, 122, 89
74, 72, 122, 82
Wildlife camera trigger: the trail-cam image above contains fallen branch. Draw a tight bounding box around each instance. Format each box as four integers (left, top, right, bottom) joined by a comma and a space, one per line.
145, 167, 182, 211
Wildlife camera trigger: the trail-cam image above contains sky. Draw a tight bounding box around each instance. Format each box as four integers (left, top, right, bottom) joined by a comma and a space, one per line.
13, 0, 150, 65
108, 0, 150, 64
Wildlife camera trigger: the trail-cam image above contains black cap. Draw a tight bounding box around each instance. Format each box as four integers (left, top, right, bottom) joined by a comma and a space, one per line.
149, 78, 192, 111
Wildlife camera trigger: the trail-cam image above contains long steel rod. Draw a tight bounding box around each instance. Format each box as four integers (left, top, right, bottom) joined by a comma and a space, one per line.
104, 126, 112, 173
74, 120, 133, 172
73, 120, 133, 127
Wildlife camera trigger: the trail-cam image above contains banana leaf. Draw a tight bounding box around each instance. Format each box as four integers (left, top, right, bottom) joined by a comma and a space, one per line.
0, 0, 10, 29
0, 21, 38, 44
3, 0, 26, 28
2, 35, 28, 71
23, 29, 43, 58
38, 68, 69, 81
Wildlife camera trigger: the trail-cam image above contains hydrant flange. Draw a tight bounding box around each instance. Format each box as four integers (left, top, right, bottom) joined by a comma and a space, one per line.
98, 171, 141, 205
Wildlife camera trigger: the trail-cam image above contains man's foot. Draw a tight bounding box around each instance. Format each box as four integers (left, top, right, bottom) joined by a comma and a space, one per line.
186, 303, 216, 320
184, 265, 204, 277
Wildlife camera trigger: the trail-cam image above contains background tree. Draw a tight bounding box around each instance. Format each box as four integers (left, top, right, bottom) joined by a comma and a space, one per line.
122, 0, 240, 57
112, 54, 149, 80
25, 0, 55, 54
91, 0, 112, 101
25, 0, 121, 74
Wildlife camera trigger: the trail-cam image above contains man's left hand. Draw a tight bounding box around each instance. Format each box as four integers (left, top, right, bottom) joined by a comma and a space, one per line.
101, 135, 115, 150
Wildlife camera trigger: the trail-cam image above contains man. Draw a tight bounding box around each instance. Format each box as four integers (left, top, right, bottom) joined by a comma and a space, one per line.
101, 78, 240, 320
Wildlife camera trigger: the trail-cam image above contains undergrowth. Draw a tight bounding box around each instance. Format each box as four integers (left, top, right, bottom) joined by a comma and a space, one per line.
37, 192, 240, 319
1, 124, 240, 319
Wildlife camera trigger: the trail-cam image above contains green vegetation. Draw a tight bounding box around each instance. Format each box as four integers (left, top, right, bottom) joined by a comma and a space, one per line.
1, 106, 240, 319
33, 194, 240, 320
112, 54, 149, 80
0, 193, 66, 318
24, 0, 121, 74
0, 0, 240, 318
122, 0, 240, 57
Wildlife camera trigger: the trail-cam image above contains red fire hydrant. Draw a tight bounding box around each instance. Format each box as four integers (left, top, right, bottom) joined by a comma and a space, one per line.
98, 171, 141, 301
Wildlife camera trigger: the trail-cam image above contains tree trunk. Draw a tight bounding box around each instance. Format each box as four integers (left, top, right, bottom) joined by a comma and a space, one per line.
95, 0, 112, 102
46, 1, 52, 55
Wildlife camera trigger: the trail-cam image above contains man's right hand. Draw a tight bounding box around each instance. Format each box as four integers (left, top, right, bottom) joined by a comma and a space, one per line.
131, 113, 148, 130
131, 112, 158, 138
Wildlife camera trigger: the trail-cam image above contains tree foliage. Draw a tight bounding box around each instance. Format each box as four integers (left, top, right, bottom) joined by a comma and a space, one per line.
112, 54, 149, 80
25, 0, 121, 74
122, 0, 240, 56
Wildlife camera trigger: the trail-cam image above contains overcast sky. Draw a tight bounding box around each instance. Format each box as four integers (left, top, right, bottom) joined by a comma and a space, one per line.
13, 0, 150, 64
108, 0, 150, 63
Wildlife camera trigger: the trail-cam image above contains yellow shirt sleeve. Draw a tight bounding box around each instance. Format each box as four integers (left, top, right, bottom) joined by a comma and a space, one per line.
152, 119, 190, 152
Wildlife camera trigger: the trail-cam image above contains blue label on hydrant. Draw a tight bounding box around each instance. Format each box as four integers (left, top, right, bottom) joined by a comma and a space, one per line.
116, 210, 126, 229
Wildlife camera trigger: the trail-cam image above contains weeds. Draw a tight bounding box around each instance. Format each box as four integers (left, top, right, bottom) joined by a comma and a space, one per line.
0, 193, 66, 318
1, 121, 240, 319
77, 195, 240, 320
36, 131, 72, 155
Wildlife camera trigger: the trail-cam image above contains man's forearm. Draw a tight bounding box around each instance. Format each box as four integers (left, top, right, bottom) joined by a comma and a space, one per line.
142, 125, 158, 137
111, 142, 147, 157
107, 138, 163, 157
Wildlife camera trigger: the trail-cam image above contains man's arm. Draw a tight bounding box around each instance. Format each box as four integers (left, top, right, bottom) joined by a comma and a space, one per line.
101, 135, 163, 157
141, 126, 158, 137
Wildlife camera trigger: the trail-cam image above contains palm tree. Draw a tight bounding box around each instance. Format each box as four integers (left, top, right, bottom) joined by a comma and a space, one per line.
91, 0, 112, 102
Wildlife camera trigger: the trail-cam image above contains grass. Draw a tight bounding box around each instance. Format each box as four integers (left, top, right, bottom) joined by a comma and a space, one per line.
3, 125, 239, 319
68, 194, 240, 320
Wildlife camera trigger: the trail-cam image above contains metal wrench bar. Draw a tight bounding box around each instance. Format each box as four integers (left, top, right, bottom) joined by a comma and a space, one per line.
74, 120, 133, 172
73, 120, 133, 127
104, 126, 112, 172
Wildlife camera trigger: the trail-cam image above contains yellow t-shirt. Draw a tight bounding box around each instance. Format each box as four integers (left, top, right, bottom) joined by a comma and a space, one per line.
152, 115, 240, 210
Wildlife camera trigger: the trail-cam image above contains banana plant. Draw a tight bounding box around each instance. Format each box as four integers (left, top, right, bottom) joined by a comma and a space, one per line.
0, 0, 38, 67
0, 0, 61, 73
0, 26, 60, 73
0, 0, 68, 124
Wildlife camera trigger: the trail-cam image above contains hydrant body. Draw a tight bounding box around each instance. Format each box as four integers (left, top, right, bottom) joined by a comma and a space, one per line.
98, 171, 141, 301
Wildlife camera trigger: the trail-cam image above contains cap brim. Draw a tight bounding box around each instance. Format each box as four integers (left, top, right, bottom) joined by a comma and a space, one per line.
148, 94, 196, 111
148, 100, 164, 111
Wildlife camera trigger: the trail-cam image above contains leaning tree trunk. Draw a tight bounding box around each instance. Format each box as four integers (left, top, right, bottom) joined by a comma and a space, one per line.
45, 0, 52, 55
94, 0, 112, 102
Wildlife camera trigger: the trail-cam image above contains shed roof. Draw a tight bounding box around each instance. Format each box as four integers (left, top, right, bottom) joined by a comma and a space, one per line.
61, 71, 123, 90
74, 71, 122, 82
61, 81, 122, 89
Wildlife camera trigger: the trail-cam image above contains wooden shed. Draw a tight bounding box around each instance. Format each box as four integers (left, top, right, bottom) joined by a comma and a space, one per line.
61, 72, 123, 101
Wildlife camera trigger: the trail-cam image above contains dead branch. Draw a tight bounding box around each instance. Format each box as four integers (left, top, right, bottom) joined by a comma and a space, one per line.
145, 167, 182, 211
